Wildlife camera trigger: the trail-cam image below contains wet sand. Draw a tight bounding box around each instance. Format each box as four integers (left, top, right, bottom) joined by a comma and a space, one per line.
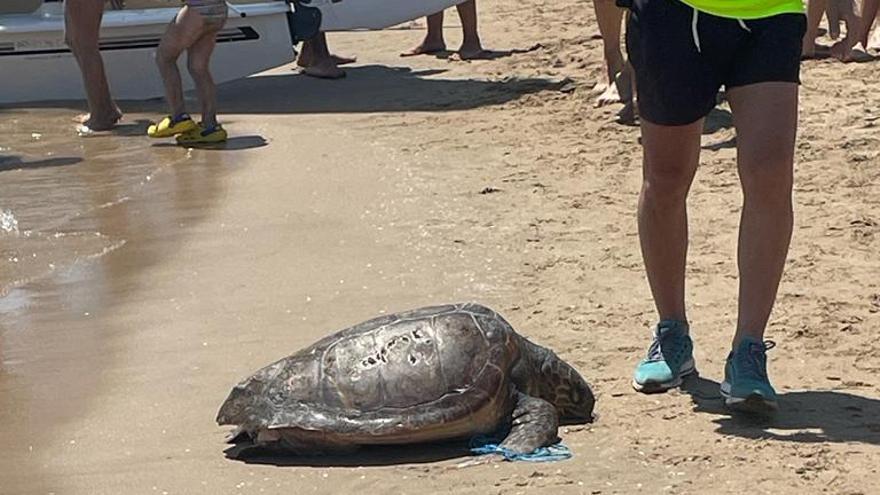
3, 1, 880, 493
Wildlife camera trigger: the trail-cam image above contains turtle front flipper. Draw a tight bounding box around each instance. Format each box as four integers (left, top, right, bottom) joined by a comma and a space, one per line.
499, 393, 560, 454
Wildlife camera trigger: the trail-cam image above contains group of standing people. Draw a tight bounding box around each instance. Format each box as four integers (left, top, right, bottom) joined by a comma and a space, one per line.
296, 0, 483, 79
67, 0, 229, 143
66, 0, 486, 142
66, 0, 868, 415
803, 0, 880, 60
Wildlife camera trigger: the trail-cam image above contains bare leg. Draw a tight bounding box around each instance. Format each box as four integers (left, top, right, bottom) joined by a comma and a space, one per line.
803, 0, 828, 58
829, 0, 871, 61
401, 11, 446, 56
870, 25, 880, 50
64, 0, 121, 131
726, 83, 798, 346
187, 24, 224, 128
638, 119, 703, 322
828, 0, 843, 39
300, 34, 345, 79
297, 33, 355, 67
156, 7, 207, 118
858, 0, 879, 47
296, 36, 315, 66
594, 0, 627, 106
455, 0, 485, 59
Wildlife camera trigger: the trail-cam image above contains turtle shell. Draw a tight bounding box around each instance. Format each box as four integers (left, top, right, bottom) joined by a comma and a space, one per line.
217, 303, 522, 446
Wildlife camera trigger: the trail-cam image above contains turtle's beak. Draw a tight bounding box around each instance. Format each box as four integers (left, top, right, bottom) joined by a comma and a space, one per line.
217, 383, 254, 425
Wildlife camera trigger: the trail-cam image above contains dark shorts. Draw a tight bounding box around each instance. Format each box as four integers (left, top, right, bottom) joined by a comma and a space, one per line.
622, 0, 806, 126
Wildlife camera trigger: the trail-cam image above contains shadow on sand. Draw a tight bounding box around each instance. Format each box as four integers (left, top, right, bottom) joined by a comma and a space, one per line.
413, 43, 544, 62
225, 440, 471, 467
152, 135, 269, 151
213, 65, 569, 115
73, 119, 153, 137
0, 65, 569, 117
0, 155, 83, 173
682, 374, 880, 445
702, 107, 733, 135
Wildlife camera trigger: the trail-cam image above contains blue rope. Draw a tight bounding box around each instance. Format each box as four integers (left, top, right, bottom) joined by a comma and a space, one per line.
468, 435, 573, 462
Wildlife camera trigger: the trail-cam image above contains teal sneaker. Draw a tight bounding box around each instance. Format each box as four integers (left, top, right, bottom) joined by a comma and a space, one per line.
632, 320, 696, 393
720, 337, 778, 415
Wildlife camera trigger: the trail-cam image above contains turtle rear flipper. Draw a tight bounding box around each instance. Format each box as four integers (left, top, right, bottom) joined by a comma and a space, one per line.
499, 393, 559, 454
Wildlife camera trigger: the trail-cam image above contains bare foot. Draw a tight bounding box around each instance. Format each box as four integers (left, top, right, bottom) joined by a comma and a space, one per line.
300, 53, 356, 67
801, 42, 822, 59
593, 81, 616, 105
868, 29, 880, 51
615, 64, 635, 106
401, 40, 446, 57
331, 54, 356, 66
616, 101, 638, 126
76, 124, 100, 136
831, 40, 874, 62
75, 109, 122, 133
302, 60, 346, 79
456, 41, 487, 60
73, 107, 122, 126
595, 68, 633, 108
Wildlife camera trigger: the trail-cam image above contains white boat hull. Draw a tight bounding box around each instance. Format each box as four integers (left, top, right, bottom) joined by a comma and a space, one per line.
0, 3, 295, 103
0, 0, 469, 104
309, 0, 467, 31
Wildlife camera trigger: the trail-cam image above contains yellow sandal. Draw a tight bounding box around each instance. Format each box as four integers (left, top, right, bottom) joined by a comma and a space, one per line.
176, 123, 228, 145
147, 114, 197, 138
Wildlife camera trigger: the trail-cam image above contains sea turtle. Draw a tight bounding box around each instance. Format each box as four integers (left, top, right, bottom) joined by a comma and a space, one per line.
217, 302, 595, 456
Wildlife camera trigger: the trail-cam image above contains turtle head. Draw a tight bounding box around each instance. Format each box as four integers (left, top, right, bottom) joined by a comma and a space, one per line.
521, 339, 595, 423
217, 379, 265, 426
216, 359, 288, 427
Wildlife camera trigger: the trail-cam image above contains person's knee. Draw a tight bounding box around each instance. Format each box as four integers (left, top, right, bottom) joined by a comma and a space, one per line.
187, 55, 211, 78
155, 45, 179, 68
739, 145, 792, 200
740, 162, 793, 204
65, 32, 99, 53
642, 160, 695, 202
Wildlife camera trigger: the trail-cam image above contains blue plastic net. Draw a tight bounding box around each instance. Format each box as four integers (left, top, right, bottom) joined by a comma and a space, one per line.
468, 435, 573, 462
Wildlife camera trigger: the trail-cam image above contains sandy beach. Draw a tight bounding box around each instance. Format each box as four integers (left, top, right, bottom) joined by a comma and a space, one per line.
2, 0, 880, 493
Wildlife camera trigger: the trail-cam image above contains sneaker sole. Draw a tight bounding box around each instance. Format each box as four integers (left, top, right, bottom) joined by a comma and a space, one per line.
720, 382, 778, 415
632, 358, 697, 394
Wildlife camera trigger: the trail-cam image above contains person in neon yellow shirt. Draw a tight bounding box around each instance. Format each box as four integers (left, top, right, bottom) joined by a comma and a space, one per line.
680, 0, 804, 18
623, 0, 805, 415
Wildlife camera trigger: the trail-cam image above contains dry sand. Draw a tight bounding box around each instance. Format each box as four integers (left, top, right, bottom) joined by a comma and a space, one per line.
2, 1, 880, 493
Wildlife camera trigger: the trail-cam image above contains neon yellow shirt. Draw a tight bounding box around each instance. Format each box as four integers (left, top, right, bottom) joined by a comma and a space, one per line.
679, 0, 805, 19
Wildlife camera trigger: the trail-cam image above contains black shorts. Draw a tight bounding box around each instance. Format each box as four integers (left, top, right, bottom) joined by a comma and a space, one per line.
622, 0, 806, 126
